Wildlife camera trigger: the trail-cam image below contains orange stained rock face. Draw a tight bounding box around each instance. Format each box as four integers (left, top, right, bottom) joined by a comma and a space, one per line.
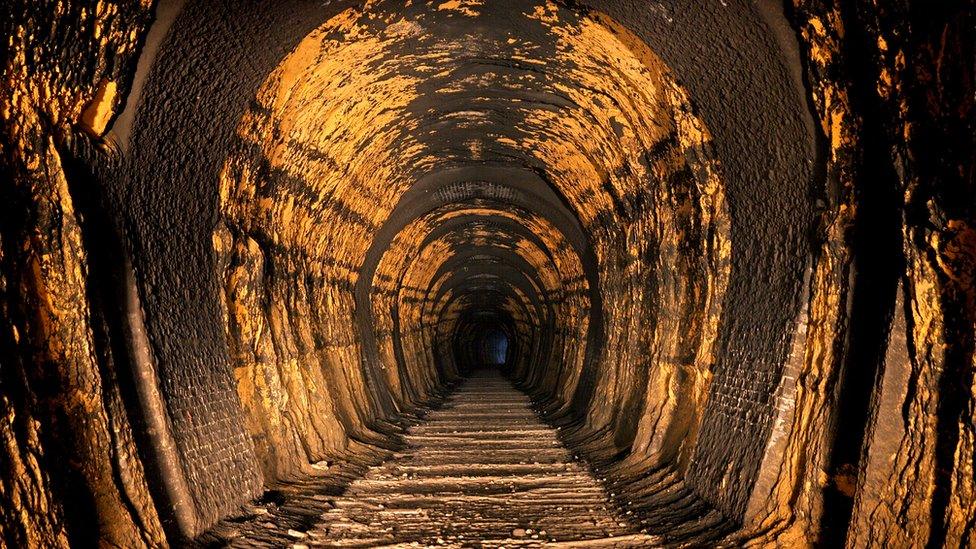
1, 0, 165, 545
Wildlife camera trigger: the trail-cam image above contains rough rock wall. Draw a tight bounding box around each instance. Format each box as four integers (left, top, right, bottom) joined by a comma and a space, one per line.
731, 2, 860, 544
106, 0, 334, 535
839, 3, 975, 547
585, 0, 817, 518
732, 1, 976, 546
0, 1, 165, 547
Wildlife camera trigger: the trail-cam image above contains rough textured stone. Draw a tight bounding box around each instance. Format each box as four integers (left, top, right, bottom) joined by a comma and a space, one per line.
0, 1, 165, 546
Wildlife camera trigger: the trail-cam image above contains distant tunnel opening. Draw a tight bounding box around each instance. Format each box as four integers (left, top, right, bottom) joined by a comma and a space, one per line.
482, 327, 511, 367
454, 314, 515, 372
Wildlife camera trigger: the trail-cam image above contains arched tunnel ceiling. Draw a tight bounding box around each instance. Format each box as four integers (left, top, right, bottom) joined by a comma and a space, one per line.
108, 0, 818, 526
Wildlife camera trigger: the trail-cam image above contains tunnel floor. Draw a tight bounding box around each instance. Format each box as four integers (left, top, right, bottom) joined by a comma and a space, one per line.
204, 369, 655, 548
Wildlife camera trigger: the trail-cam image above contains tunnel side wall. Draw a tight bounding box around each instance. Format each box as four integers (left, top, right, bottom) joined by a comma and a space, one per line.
104, 0, 360, 533
0, 1, 167, 547
579, 0, 818, 518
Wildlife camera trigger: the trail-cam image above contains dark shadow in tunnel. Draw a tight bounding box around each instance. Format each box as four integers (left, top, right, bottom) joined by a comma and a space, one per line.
452, 311, 518, 376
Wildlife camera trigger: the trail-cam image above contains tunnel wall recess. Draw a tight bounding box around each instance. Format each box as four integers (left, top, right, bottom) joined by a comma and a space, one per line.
1, 0, 973, 548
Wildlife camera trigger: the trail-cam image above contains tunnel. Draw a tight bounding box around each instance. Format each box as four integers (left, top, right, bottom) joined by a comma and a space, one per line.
2, 1, 975, 547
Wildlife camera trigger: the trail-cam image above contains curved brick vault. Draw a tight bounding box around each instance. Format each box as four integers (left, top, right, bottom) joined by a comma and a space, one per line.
1, 1, 974, 547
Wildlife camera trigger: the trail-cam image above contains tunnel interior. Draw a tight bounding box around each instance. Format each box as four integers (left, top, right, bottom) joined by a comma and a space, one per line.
3, 0, 974, 547
108, 0, 809, 540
